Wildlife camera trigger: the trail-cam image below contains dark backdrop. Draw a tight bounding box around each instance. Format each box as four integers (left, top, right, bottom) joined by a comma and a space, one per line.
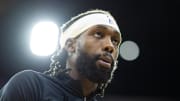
0, 0, 173, 100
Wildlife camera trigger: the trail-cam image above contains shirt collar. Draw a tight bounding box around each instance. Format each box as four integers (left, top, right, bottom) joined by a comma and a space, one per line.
55, 73, 98, 99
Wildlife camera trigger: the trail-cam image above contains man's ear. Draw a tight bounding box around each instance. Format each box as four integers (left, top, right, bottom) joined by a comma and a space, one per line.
64, 38, 76, 53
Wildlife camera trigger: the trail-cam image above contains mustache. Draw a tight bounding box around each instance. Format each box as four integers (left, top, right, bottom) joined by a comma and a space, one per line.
102, 52, 114, 61
95, 52, 113, 60
78, 50, 115, 69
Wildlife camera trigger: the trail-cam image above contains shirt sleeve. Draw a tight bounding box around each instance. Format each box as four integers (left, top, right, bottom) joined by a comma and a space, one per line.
0, 70, 41, 101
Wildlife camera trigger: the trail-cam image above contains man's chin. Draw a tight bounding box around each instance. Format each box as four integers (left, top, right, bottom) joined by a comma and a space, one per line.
89, 78, 109, 84
92, 79, 109, 83
87, 71, 111, 83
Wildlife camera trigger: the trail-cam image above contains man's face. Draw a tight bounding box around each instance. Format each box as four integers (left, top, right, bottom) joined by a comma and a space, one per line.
74, 25, 121, 83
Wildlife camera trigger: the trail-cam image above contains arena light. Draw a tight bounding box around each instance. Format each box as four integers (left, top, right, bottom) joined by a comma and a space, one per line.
30, 21, 59, 56
119, 40, 140, 61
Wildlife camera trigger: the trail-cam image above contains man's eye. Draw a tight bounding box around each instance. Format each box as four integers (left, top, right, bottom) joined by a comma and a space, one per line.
112, 39, 119, 46
94, 32, 103, 38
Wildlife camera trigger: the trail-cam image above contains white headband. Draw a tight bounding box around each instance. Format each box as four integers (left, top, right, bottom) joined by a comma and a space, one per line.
60, 13, 120, 48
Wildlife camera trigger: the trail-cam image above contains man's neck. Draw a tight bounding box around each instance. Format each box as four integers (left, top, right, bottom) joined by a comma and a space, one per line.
68, 67, 98, 97
81, 78, 98, 97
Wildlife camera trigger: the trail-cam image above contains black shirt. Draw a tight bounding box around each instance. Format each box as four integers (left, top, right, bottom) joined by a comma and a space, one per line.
0, 70, 99, 101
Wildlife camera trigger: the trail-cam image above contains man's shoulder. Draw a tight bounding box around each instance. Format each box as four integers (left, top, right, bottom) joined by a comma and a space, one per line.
0, 70, 50, 100
7, 70, 47, 85
12, 70, 41, 79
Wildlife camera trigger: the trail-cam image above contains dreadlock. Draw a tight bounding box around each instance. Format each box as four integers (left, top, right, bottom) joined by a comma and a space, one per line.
44, 9, 119, 97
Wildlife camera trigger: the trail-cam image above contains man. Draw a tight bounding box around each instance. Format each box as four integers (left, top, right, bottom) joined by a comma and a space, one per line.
0, 9, 122, 101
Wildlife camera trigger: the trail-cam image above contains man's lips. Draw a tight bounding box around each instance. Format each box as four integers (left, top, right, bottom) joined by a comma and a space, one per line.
97, 56, 113, 69
97, 59, 111, 69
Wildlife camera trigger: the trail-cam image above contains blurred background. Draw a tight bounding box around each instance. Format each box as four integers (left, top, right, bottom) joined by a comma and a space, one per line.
0, 0, 174, 101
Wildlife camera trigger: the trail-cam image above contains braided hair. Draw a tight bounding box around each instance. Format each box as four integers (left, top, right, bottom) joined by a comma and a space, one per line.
44, 9, 119, 97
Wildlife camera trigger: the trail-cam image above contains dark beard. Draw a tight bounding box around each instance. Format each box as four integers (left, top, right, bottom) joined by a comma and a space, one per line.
76, 50, 115, 83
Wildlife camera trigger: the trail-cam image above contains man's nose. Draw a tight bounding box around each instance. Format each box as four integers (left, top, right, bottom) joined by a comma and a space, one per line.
102, 38, 114, 54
